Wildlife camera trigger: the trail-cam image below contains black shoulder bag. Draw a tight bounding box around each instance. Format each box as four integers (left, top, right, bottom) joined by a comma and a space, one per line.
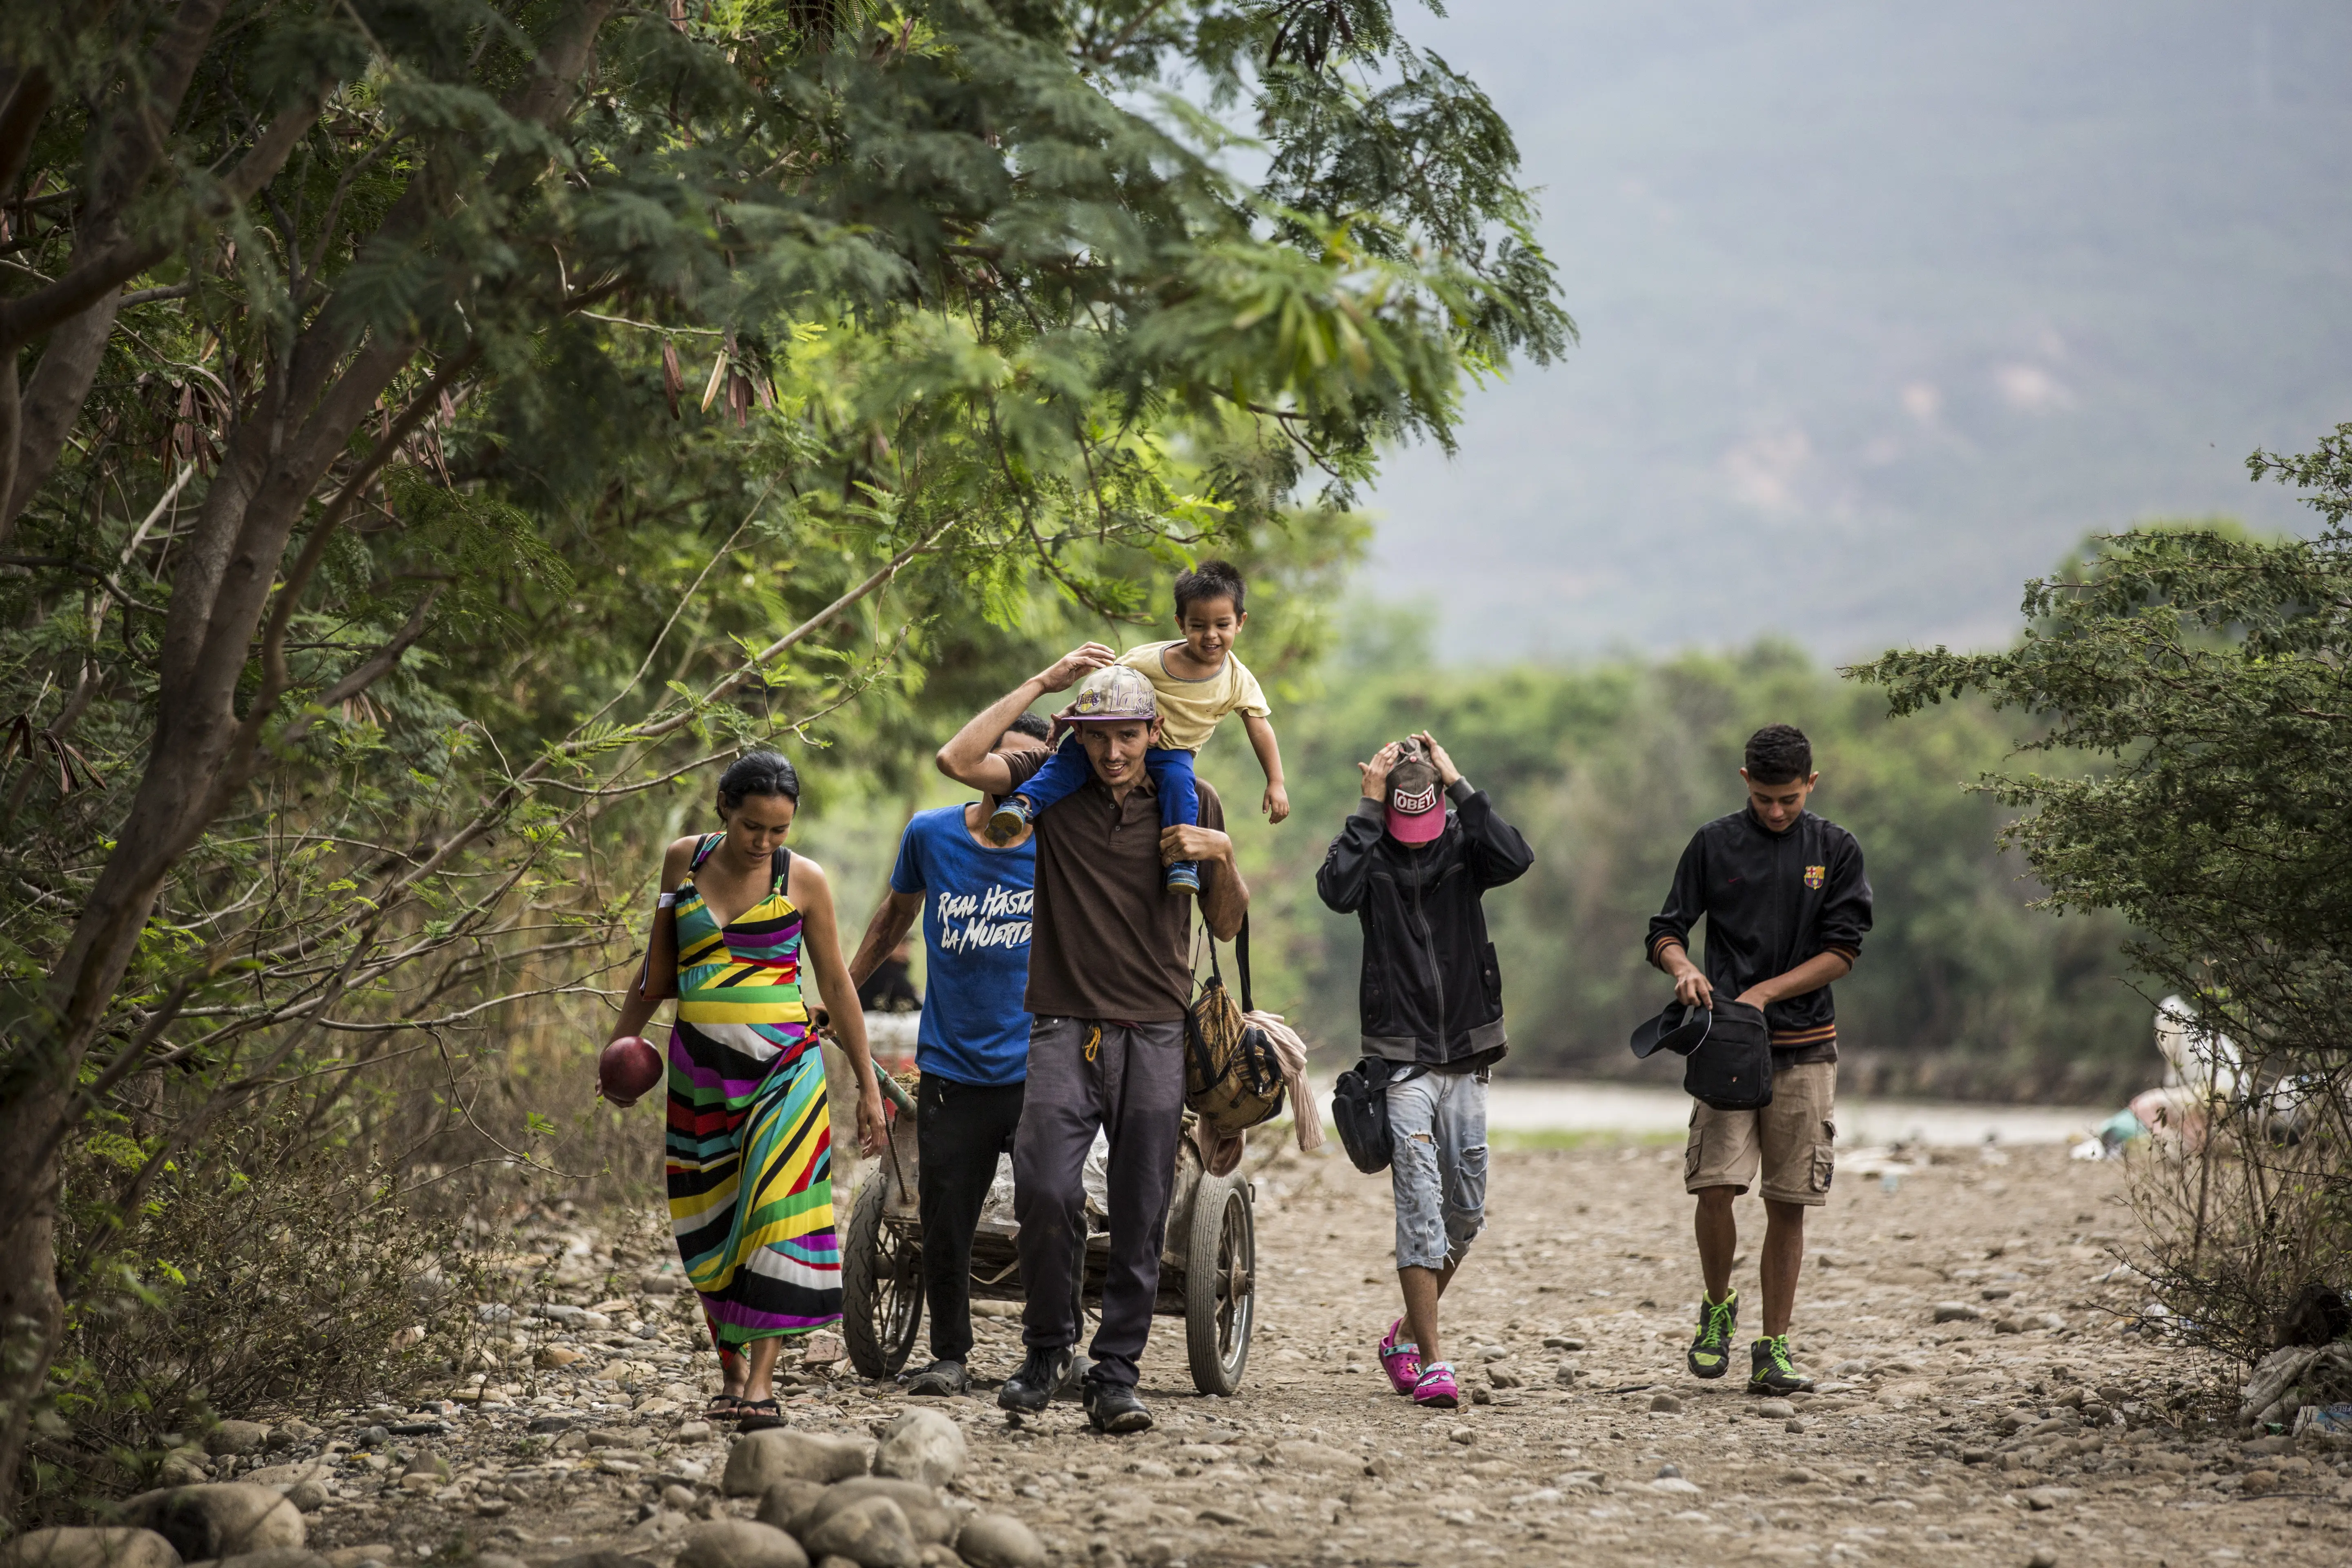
1332, 1056, 1397, 1173
1683, 997, 1773, 1111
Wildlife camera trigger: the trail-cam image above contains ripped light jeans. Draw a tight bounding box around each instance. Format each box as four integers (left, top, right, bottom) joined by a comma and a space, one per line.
1387, 1067, 1489, 1271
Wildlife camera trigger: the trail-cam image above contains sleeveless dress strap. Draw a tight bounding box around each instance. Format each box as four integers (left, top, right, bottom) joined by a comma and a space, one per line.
689, 832, 724, 872
770, 844, 793, 896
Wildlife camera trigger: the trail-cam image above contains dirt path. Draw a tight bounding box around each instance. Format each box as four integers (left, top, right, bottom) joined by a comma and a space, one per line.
277, 1144, 2347, 1568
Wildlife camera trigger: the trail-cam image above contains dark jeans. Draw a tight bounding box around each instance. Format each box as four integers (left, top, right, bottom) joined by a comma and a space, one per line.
916, 1074, 1021, 1364
1012, 1014, 1186, 1389
915, 1072, 1085, 1365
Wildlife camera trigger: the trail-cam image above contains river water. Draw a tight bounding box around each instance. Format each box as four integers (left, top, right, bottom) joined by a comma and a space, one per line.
1484, 1078, 2104, 1146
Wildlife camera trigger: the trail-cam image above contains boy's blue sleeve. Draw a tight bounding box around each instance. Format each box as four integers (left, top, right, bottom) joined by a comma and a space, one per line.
887, 818, 927, 896
1146, 747, 1199, 830
1012, 734, 1093, 815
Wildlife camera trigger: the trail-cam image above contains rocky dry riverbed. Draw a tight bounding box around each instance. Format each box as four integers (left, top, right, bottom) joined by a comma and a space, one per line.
33, 1141, 2351, 1568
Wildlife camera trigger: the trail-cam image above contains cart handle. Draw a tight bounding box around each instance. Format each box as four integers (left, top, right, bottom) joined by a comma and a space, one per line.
811, 1007, 920, 1117
872, 1060, 918, 1117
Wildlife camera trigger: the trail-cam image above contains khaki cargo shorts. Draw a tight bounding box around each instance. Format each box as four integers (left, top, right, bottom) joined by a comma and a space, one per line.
1683, 1060, 1836, 1206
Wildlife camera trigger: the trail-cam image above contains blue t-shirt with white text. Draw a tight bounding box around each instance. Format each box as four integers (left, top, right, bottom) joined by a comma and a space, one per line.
888, 805, 1035, 1086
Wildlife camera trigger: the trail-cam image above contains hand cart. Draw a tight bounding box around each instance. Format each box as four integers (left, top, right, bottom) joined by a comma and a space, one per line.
842, 1069, 1257, 1394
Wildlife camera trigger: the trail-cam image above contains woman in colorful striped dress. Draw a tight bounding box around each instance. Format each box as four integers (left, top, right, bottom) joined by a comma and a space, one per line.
607, 751, 884, 1428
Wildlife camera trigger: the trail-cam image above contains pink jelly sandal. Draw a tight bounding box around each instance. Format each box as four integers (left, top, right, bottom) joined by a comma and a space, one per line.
1413, 1362, 1460, 1408
1378, 1318, 1423, 1396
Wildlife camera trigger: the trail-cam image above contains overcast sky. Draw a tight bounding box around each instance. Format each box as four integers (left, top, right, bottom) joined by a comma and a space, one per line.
1359, 0, 2352, 661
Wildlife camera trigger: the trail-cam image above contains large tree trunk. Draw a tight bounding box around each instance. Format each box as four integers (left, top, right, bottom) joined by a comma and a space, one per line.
0, 341, 442, 1512
0, 1079, 65, 1519
4, 298, 127, 529
0, 2, 615, 1508
0, 399, 378, 1512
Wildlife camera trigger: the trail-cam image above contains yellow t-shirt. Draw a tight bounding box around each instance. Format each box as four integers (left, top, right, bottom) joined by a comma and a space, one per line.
1117, 641, 1272, 753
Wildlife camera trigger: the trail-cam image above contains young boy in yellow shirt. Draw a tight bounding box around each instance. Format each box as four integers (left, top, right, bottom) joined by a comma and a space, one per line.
987, 559, 1289, 892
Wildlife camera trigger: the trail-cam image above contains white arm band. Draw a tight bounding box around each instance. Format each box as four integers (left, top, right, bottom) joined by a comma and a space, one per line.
657, 892, 677, 909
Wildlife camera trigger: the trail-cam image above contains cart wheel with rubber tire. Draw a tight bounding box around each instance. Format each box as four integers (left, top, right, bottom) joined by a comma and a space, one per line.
842, 1176, 922, 1378
1183, 1171, 1255, 1395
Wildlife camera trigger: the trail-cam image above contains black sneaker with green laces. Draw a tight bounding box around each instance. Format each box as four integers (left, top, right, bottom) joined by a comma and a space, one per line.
1748, 1333, 1813, 1394
1687, 1289, 1738, 1379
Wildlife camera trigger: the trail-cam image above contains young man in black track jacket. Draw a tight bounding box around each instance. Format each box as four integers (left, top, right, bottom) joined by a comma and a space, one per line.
1646, 723, 1872, 1395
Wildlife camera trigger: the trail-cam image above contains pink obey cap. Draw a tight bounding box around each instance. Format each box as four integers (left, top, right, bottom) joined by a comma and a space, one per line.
1385, 760, 1447, 843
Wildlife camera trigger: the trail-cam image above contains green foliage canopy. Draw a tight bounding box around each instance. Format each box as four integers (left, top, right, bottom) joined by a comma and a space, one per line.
0, 0, 1565, 1501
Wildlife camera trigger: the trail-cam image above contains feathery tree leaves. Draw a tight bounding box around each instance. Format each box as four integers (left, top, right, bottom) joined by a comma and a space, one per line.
0, 0, 1565, 1503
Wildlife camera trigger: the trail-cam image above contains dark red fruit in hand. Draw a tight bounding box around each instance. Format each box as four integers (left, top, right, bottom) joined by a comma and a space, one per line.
599, 1035, 663, 1107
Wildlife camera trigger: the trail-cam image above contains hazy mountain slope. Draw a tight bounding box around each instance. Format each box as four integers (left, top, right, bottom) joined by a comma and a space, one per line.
1365, 0, 2352, 658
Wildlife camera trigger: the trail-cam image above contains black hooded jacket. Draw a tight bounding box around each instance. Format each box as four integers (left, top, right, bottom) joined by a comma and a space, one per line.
1316, 780, 1535, 1069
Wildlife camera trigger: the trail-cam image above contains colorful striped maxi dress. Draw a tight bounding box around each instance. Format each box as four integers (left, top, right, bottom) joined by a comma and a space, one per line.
665, 835, 841, 1356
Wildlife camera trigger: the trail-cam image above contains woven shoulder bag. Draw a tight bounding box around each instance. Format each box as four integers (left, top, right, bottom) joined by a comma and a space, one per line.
1183, 916, 1288, 1137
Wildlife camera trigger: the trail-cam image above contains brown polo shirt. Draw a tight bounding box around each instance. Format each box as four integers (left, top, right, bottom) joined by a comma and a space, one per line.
1003, 746, 1225, 1022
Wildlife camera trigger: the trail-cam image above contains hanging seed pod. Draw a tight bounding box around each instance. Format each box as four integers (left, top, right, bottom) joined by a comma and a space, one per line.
662, 340, 684, 420
700, 347, 729, 412
52, 736, 102, 794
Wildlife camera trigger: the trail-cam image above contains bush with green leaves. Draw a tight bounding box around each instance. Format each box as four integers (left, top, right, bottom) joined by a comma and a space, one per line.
1850, 429, 2352, 1363
17, 1121, 470, 1527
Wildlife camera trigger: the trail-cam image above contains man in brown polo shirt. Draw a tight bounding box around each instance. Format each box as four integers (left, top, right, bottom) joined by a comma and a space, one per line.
936, 646, 1249, 1433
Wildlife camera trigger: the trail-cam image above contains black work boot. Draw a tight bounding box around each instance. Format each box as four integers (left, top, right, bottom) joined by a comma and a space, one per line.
1082, 1378, 1154, 1434
997, 1348, 1076, 1414
903, 1359, 969, 1397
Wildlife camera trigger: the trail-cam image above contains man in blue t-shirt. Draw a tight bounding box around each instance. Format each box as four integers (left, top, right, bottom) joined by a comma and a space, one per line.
848, 711, 1059, 1397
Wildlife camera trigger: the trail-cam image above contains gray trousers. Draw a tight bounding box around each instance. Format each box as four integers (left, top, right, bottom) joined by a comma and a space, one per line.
1012, 1014, 1186, 1389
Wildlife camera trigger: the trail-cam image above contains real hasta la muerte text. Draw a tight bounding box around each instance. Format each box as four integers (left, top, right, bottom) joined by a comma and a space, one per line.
933, 884, 1033, 953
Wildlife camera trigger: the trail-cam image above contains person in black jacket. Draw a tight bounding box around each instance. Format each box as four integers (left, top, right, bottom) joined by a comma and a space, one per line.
1646, 723, 1872, 1395
1318, 732, 1533, 1408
